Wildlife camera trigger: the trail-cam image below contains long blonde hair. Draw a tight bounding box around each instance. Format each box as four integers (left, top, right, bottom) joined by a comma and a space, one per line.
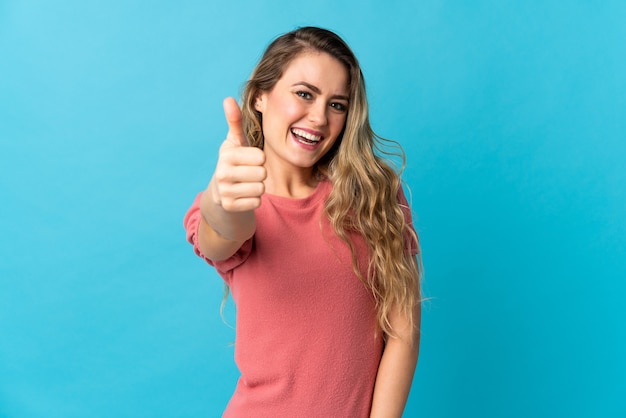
240, 27, 422, 339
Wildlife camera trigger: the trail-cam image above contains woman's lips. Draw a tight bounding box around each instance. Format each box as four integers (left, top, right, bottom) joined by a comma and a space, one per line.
291, 128, 324, 149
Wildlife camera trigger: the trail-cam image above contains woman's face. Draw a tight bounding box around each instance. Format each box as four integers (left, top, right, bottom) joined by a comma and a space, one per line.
255, 51, 349, 175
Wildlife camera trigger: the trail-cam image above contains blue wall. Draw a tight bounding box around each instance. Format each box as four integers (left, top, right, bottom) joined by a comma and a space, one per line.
1, 1, 624, 417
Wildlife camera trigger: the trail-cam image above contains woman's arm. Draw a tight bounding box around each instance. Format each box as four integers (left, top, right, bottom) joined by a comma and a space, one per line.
370, 300, 421, 418
196, 182, 257, 261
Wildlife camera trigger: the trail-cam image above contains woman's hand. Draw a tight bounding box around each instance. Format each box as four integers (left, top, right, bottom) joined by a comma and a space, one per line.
208, 97, 266, 213
196, 98, 266, 260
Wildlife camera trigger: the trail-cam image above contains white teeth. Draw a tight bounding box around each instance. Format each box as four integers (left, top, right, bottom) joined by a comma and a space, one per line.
291, 128, 321, 142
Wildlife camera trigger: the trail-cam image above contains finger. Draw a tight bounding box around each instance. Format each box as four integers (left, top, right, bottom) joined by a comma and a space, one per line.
223, 97, 247, 147
219, 145, 266, 167
221, 196, 262, 212
219, 181, 265, 201
214, 165, 267, 184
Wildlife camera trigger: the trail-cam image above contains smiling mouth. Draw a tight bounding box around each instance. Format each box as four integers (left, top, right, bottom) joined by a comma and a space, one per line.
291, 128, 322, 145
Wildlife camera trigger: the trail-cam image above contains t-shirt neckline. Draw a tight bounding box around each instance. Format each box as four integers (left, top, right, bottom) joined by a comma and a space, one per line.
262, 180, 330, 209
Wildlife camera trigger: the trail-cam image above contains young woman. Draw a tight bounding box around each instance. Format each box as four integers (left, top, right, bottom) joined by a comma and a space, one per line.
184, 26, 422, 417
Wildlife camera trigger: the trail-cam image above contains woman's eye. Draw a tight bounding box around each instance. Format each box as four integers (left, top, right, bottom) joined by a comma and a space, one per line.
296, 91, 313, 100
330, 102, 347, 112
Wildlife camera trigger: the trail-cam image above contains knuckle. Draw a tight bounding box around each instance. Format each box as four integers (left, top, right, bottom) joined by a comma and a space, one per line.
214, 169, 229, 182
248, 197, 262, 209
221, 198, 235, 211
253, 149, 266, 164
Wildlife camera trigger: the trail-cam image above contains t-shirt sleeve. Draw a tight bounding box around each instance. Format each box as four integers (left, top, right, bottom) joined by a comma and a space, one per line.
183, 192, 253, 279
397, 186, 419, 256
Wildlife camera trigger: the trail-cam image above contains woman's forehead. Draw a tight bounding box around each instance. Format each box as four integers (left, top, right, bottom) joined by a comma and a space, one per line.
278, 51, 350, 96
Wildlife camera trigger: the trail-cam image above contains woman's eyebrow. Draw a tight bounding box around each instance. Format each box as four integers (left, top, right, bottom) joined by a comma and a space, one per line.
292, 81, 349, 102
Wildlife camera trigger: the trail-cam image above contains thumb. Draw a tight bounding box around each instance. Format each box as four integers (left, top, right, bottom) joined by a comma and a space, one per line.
223, 97, 247, 147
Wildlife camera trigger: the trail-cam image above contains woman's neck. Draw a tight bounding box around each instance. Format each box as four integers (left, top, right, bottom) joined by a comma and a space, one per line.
263, 165, 320, 199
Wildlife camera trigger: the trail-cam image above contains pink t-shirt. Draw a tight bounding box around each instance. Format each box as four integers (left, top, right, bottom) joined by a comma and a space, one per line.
184, 180, 416, 417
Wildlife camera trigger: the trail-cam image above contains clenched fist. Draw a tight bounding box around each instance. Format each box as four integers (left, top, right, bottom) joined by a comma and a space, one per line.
210, 97, 266, 212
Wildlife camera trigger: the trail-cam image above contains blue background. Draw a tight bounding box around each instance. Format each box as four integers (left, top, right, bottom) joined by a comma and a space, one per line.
1, 1, 625, 417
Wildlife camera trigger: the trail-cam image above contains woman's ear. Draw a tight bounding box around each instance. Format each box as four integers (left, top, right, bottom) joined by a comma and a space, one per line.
254, 93, 265, 112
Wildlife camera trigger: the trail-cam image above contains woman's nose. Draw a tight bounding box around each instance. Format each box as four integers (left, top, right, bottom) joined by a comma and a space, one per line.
307, 101, 328, 127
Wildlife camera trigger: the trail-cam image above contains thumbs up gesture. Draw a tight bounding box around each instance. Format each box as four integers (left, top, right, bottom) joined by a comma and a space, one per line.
210, 97, 266, 212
